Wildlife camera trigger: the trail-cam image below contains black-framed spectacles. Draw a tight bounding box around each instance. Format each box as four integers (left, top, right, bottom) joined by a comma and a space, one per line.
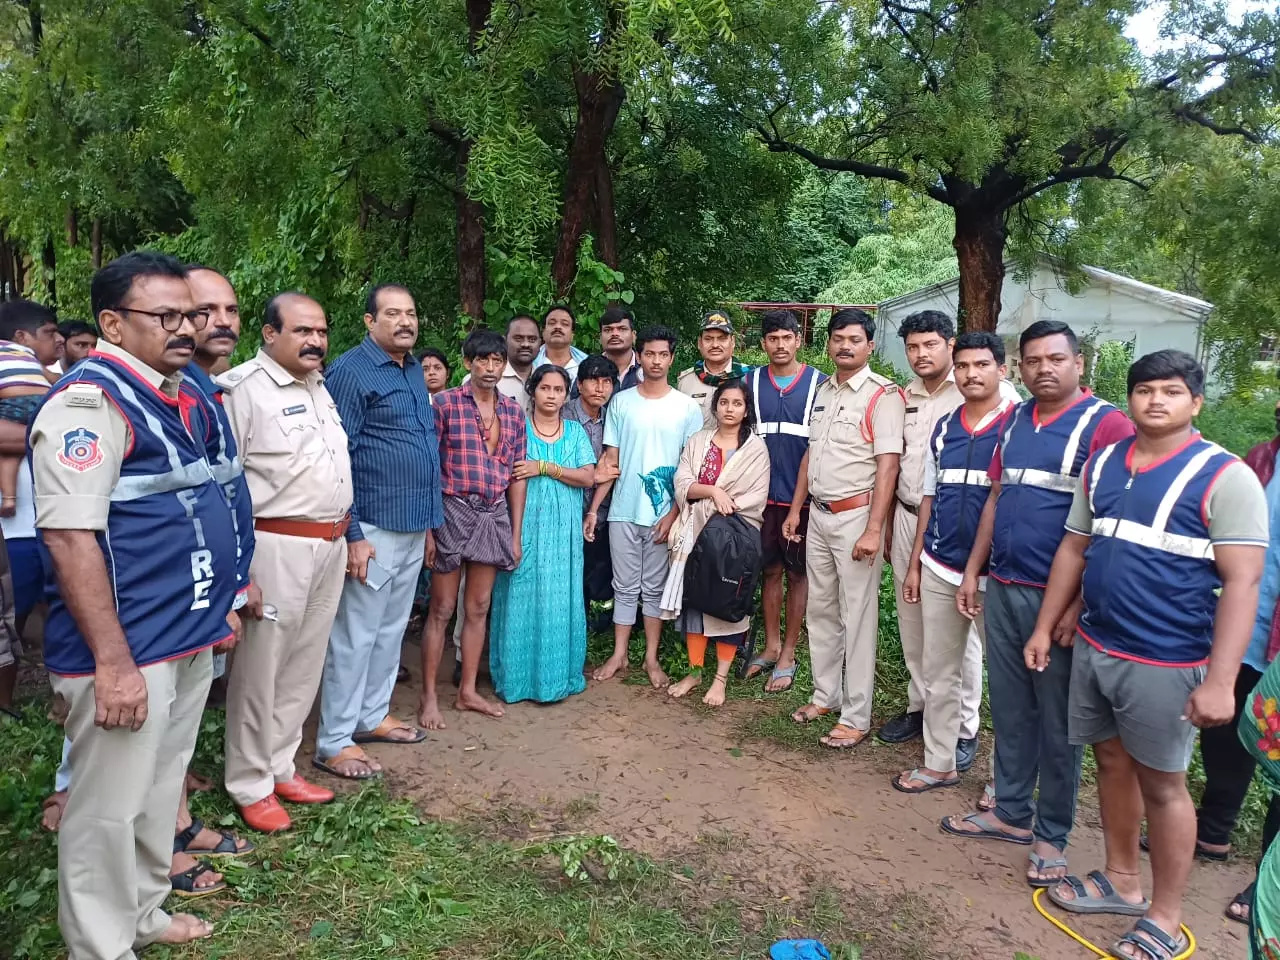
114, 306, 211, 333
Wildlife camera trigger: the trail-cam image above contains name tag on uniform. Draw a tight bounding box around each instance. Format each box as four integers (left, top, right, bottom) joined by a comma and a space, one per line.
282, 404, 306, 416
812, 405, 825, 413
905, 406, 919, 414
693, 392, 708, 399
64, 384, 103, 408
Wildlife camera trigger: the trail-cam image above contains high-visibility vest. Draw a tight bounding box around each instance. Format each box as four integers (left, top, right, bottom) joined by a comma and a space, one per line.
749, 365, 824, 505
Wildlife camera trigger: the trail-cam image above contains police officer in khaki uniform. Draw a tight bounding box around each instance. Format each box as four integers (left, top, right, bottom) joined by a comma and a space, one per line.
676, 312, 749, 427
879, 311, 1021, 763
218, 293, 354, 834
784, 309, 904, 749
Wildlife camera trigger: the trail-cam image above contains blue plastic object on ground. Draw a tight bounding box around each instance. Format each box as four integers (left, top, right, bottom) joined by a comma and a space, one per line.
769, 939, 832, 960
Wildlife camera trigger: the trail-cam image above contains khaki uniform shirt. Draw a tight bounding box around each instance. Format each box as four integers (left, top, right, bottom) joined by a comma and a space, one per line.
30, 339, 181, 531
897, 372, 1023, 507
676, 366, 719, 428
216, 349, 353, 522
807, 365, 906, 502
464, 365, 530, 416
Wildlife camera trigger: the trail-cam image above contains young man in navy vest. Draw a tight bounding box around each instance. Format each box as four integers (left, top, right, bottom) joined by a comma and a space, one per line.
939, 320, 1134, 888
895, 331, 1015, 794
30, 251, 240, 955
1028, 350, 1266, 959
744, 309, 825, 692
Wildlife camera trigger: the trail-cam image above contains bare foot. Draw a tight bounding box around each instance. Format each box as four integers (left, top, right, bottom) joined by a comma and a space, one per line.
153, 913, 214, 944
667, 674, 700, 699
417, 697, 448, 731
644, 660, 669, 690
592, 654, 627, 681
455, 690, 505, 718
702, 676, 727, 707
41, 791, 68, 832
185, 770, 213, 792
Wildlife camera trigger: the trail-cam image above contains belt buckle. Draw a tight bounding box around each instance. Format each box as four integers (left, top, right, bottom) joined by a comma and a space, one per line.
328, 518, 344, 540
814, 499, 831, 513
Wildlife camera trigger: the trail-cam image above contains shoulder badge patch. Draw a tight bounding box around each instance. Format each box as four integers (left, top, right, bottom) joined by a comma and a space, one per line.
57, 427, 104, 472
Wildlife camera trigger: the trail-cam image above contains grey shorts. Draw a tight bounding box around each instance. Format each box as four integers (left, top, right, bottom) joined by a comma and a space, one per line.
1068, 640, 1204, 773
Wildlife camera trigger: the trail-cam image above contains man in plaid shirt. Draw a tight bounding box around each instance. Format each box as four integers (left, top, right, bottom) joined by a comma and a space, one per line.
419, 328, 528, 727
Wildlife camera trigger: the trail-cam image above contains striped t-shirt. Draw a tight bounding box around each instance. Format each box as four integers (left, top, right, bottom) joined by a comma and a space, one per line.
0, 341, 51, 391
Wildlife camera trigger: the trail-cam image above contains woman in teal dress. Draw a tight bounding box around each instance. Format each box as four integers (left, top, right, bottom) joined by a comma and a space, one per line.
489, 365, 597, 703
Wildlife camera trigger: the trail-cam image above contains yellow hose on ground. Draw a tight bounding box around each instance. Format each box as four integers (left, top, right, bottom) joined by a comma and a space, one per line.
1031, 887, 1197, 960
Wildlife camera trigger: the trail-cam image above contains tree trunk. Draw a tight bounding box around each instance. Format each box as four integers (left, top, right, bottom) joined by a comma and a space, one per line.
551, 69, 625, 296
66, 208, 79, 247
952, 205, 1007, 333
456, 142, 486, 324
28, 1, 43, 52
42, 236, 56, 307
594, 144, 618, 269
90, 217, 103, 268
0, 234, 12, 301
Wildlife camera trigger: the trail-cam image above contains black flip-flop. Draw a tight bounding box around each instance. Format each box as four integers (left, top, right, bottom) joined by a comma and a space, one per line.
174, 818, 255, 858
1224, 883, 1253, 926
939, 812, 1033, 845
313, 754, 382, 781
892, 769, 961, 794
170, 860, 227, 899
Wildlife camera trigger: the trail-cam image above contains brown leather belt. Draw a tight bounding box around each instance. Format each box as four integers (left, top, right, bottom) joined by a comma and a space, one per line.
811, 491, 872, 514
897, 498, 919, 516
254, 516, 350, 541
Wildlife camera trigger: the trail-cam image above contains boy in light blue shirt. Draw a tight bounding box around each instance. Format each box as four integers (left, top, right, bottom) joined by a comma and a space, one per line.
587, 325, 701, 689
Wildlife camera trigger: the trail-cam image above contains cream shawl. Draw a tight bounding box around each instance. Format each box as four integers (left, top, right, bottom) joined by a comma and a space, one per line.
659, 428, 771, 634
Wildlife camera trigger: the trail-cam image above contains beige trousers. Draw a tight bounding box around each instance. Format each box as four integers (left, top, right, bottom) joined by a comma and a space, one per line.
52, 649, 212, 960
806, 505, 881, 731
890, 505, 983, 737
225, 531, 346, 806
920, 565, 988, 772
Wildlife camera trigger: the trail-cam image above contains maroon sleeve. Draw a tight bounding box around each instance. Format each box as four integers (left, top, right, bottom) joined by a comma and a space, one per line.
1088, 409, 1136, 454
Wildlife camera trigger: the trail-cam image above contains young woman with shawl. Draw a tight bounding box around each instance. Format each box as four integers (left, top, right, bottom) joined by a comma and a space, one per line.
661, 379, 770, 706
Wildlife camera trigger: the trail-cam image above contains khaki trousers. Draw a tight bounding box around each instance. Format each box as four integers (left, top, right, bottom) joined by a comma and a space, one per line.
51, 649, 212, 960
890, 505, 983, 737
225, 530, 347, 805
920, 566, 987, 772
806, 505, 881, 731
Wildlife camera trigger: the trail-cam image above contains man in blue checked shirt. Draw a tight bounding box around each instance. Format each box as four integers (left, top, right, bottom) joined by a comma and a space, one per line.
314, 284, 442, 780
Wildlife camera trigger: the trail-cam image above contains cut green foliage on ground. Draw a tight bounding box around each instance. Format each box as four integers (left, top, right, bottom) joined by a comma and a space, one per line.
1, 705, 894, 960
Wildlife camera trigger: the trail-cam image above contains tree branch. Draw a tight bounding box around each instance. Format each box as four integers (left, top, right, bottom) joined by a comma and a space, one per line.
753, 127, 950, 202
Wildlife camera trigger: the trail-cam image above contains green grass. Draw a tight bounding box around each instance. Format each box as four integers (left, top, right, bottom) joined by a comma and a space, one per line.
1, 701, 932, 960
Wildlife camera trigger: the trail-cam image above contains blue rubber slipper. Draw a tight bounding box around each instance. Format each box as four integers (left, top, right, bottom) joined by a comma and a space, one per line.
770, 939, 831, 960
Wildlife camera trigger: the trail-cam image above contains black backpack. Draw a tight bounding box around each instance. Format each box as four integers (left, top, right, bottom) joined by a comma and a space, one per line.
683, 512, 763, 623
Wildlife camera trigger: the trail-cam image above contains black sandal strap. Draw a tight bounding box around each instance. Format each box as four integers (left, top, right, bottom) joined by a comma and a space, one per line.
170, 860, 220, 894
1063, 875, 1088, 899
173, 817, 205, 854
1114, 918, 1183, 960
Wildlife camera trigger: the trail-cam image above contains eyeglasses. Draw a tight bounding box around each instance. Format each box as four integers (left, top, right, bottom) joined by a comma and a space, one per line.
114, 306, 211, 333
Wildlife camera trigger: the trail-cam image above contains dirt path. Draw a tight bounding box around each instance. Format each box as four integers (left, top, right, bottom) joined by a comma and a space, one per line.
360, 648, 1254, 960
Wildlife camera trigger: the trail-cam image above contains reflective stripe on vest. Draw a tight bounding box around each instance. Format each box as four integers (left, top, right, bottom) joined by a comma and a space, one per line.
87, 361, 221, 503
752, 367, 819, 439
1000, 398, 1108, 493
1086, 440, 1226, 561
937, 468, 993, 488
1000, 467, 1079, 493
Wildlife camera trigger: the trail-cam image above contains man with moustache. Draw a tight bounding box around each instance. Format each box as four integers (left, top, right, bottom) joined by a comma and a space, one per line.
677, 312, 750, 427
184, 267, 257, 682
535, 305, 587, 384
314, 284, 440, 780
599, 306, 643, 390
218, 293, 353, 828
496, 315, 541, 413
895, 332, 1016, 794
879, 311, 1020, 771
784, 309, 904, 749
30, 251, 239, 955
940, 320, 1134, 888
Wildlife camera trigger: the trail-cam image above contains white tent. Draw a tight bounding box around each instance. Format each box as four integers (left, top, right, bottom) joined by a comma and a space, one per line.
874, 257, 1213, 384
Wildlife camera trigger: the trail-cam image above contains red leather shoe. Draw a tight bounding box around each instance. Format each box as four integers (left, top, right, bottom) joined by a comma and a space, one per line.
274, 775, 335, 805
238, 795, 292, 833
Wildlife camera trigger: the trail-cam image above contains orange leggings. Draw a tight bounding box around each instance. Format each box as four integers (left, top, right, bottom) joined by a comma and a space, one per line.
686, 633, 737, 670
